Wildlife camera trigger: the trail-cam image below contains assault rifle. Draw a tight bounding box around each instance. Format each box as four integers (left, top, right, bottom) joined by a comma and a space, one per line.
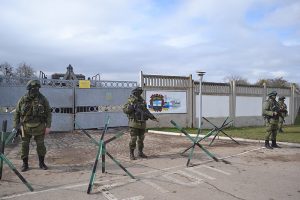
134, 103, 158, 122
272, 101, 287, 122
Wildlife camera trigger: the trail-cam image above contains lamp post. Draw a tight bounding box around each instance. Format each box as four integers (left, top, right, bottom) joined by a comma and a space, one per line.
196, 71, 206, 130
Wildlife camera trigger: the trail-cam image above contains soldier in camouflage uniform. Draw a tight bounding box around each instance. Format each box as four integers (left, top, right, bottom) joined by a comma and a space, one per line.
123, 87, 158, 160
13, 80, 52, 171
262, 91, 281, 149
278, 96, 288, 133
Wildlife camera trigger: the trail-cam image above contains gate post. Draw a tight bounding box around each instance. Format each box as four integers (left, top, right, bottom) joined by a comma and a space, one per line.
73, 80, 76, 131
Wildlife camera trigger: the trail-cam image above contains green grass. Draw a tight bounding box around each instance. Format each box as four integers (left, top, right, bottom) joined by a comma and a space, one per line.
149, 124, 300, 143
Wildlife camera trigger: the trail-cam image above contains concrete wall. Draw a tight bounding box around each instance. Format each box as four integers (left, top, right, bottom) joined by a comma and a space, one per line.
141, 72, 300, 128
1, 75, 299, 130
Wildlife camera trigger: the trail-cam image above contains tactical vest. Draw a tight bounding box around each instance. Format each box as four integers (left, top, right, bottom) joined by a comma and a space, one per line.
263, 99, 279, 124
20, 94, 48, 127
278, 101, 288, 117
123, 95, 147, 129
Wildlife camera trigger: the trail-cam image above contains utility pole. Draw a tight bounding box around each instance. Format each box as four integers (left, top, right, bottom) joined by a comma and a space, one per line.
196, 71, 206, 130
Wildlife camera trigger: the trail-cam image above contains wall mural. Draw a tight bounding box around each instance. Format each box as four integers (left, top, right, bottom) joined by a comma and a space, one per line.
146, 91, 187, 113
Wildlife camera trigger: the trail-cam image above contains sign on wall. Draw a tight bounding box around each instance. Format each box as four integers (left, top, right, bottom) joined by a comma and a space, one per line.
146, 91, 187, 113
79, 80, 91, 88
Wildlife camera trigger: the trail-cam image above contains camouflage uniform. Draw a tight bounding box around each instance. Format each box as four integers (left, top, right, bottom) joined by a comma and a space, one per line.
278, 96, 288, 133
262, 91, 280, 149
123, 87, 157, 160
13, 80, 52, 171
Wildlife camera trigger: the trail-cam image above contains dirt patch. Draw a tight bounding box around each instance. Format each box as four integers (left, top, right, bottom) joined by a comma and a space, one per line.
48, 147, 96, 165
7, 128, 297, 167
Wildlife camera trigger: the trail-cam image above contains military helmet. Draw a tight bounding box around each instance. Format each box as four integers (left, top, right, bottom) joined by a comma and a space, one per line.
26, 80, 41, 90
131, 87, 143, 94
267, 91, 277, 97
278, 96, 285, 100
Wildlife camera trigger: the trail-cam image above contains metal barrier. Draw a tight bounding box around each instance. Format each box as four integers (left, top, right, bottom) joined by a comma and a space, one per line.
0, 78, 137, 131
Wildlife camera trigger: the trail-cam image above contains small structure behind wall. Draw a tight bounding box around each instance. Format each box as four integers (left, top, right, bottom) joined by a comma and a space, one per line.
51, 64, 85, 80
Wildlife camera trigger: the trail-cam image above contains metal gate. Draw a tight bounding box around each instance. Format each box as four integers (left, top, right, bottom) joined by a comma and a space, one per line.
74, 81, 136, 129
0, 78, 137, 132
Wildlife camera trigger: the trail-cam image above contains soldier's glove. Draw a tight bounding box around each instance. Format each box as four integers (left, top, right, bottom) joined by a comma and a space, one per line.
12, 128, 18, 135
14, 128, 22, 137
11, 128, 20, 143
273, 112, 278, 116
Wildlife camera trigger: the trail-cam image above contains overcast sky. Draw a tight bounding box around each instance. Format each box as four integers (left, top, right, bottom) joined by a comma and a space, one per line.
0, 0, 299, 84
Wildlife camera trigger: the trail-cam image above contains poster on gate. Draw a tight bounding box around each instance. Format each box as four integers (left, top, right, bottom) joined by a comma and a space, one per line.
79, 80, 91, 88
145, 91, 187, 113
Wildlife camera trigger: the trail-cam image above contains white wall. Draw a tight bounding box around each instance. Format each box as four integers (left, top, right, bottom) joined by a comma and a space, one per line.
196, 95, 229, 117
235, 96, 290, 117
236, 96, 262, 116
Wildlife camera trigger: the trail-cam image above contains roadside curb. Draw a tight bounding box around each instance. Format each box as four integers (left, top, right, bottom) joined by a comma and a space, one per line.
148, 130, 300, 148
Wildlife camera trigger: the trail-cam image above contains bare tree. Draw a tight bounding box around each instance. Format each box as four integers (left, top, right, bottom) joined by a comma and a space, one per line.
0, 62, 13, 77
223, 75, 249, 85
255, 77, 289, 87
15, 62, 36, 78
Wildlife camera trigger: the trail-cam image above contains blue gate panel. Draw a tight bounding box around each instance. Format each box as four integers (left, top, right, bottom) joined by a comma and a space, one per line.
75, 112, 108, 129
51, 113, 74, 132
0, 113, 13, 131
75, 88, 132, 106
42, 88, 74, 107
0, 87, 27, 106
75, 112, 128, 129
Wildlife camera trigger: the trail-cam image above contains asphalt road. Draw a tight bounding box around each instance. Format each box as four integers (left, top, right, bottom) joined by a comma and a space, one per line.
1, 128, 300, 200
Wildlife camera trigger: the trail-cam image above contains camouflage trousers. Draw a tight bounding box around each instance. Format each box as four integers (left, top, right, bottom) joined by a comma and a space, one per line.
265, 122, 278, 141
278, 121, 284, 131
21, 133, 46, 159
279, 117, 285, 131
129, 127, 145, 150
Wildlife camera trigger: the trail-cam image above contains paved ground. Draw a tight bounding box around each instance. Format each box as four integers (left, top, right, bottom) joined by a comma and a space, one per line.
0, 127, 300, 200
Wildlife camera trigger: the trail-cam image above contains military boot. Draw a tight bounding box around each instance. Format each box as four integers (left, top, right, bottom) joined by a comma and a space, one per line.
130, 149, 136, 160
21, 157, 29, 172
265, 140, 273, 149
38, 156, 48, 170
271, 140, 281, 148
138, 148, 148, 158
